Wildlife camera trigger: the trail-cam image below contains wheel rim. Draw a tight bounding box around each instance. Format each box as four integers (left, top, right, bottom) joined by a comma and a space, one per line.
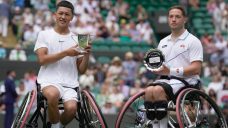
115, 90, 146, 128
176, 89, 227, 128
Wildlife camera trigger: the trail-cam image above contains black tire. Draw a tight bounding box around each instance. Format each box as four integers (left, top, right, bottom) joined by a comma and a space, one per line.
81, 90, 107, 128
115, 90, 146, 128
11, 90, 37, 128
176, 88, 228, 128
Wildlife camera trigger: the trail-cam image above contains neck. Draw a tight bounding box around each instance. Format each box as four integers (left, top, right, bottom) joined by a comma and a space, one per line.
54, 26, 70, 35
171, 28, 185, 39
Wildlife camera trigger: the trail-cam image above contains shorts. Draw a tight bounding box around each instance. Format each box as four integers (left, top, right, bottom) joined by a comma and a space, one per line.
151, 79, 185, 101
152, 77, 200, 101
40, 83, 79, 102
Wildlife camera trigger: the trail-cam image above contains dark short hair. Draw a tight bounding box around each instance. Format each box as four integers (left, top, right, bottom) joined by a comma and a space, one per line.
56, 0, 74, 14
168, 5, 187, 17
6, 70, 14, 75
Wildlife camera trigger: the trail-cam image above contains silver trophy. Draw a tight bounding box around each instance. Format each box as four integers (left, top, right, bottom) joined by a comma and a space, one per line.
144, 49, 165, 70
71, 34, 89, 53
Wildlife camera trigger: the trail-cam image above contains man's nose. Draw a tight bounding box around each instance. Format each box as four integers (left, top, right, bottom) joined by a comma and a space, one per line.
61, 14, 66, 18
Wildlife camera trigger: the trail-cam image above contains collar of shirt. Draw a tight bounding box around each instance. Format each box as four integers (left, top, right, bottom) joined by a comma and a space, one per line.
167, 30, 190, 42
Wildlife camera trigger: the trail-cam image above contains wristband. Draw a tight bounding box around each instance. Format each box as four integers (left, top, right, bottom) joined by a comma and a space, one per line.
170, 67, 184, 76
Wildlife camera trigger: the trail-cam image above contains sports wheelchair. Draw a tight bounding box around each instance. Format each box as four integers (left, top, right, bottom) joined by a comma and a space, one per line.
11, 83, 107, 128
115, 77, 227, 128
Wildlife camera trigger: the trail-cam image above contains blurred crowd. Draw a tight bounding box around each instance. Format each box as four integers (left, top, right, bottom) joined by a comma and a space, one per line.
0, 0, 227, 123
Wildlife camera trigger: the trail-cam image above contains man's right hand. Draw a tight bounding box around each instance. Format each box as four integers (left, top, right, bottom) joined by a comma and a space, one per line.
65, 45, 87, 56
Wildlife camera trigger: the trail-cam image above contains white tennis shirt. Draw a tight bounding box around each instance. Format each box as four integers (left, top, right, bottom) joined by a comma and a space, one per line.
34, 29, 80, 88
158, 30, 203, 84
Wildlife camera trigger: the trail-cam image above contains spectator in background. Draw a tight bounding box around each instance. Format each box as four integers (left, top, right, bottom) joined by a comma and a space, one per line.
11, 6, 23, 40
0, 41, 6, 59
222, 43, 228, 65
207, 0, 217, 14
16, 80, 26, 107
109, 86, 125, 110
4, 70, 18, 128
101, 100, 116, 114
94, 64, 106, 84
141, 22, 154, 44
189, 0, 200, 9
95, 79, 112, 107
201, 33, 218, 54
223, 78, 228, 90
122, 52, 138, 87
136, 4, 148, 21
207, 73, 224, 93
22, 25, 37, 48
107, 56, 123, 80
9, 44, 27, 61
22, 7, 34, 26
79, 69, 95, 89
23, 72, 36, 93
221, 4, 228, 32
116, 78, 130, 99
212, 4, 223, 32
0, 0, 10, 38
117, 0, 130, 22
96, 21, 110, 39
214, 33, 227, 51
106, 16, 119, 41
119, 20, 130, 41
128, 21, 142, 42
130, 79, 143, 96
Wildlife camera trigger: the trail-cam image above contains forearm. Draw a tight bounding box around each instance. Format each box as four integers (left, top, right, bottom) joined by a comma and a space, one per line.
183, 62, 202, 77
38, 51, 67, 65
169, 61, 202, 77
78, 54, 90, 74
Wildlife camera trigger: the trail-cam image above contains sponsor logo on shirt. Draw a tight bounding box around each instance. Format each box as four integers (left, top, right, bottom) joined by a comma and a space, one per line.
162, 45, 167, 48
180, 44, 185, 48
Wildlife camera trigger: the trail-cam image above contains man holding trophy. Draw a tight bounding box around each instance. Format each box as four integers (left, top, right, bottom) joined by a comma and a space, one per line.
143, 5, 203, 128
34, 1, 91, 128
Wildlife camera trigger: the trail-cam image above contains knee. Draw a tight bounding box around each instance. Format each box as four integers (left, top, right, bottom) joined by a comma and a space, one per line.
45, 93, 60, 105
153, 86, 166, 95
64, 103, 77, 115
145, 86, 154, 94
145, 85, 166, 96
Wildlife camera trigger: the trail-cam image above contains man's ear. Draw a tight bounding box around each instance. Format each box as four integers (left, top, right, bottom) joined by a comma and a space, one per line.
184, 17, 188, 24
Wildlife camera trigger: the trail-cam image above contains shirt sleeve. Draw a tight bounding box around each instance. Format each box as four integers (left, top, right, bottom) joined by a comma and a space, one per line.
34, 31, 48, 52
189, 38, 203, 62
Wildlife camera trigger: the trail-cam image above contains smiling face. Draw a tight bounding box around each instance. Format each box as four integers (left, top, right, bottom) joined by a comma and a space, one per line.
168, 8, 187, 31
54, 6, 73, 28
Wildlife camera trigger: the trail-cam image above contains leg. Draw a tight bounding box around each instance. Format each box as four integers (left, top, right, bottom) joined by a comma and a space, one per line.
60, 100, 77, 125
42, 86, 60, 124
4, 104, 14, 128
144, 85, 169, 128
145, 85, 167, 101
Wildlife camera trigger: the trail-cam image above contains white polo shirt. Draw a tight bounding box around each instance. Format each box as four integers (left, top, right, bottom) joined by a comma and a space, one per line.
34, 29, 80, 88
158, 30, 203, 85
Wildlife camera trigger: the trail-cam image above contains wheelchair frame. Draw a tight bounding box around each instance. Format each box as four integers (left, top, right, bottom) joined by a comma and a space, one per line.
115, 87, 227, 128
11, 85, 107, 128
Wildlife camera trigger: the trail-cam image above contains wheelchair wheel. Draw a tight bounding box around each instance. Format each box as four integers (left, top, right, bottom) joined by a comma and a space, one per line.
115, 90, 146, 128
11, 90, 37, 128
81, 90, 107, 128
176, 88, 227, 128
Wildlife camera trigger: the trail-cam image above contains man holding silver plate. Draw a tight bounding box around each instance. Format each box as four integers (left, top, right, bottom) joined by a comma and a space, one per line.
143, 5, 203, 128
